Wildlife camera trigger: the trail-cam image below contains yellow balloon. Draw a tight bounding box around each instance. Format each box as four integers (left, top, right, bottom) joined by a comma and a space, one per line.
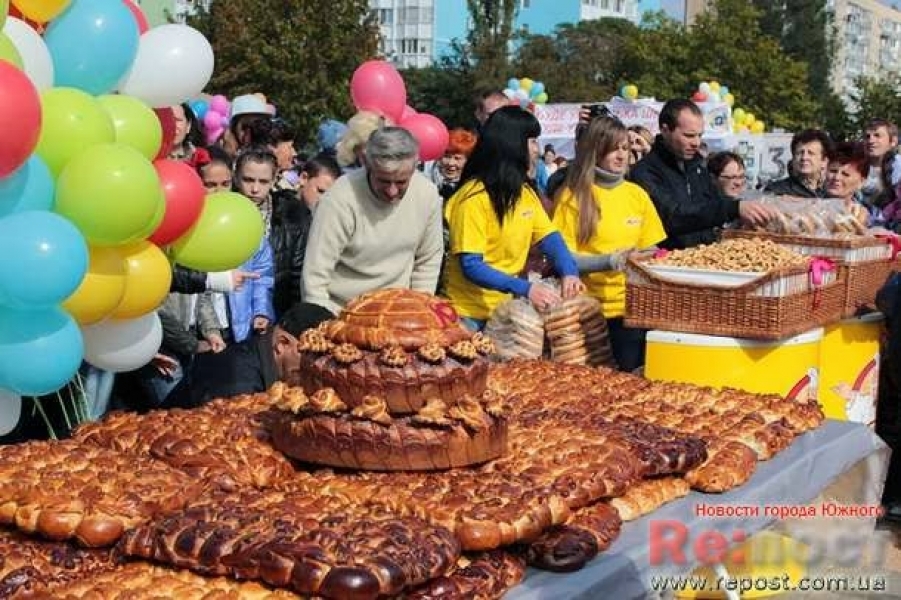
62, 245, 127, 325
0, 32, 22, 69
724, 93, 735, 107
709, 81, 720, 94
751, 120, 765, 134
624, 84, 639, 100
110, 240, 173, 319
11, 0, 72, 23
519, 77, 534, 92
744, 112, 756, 126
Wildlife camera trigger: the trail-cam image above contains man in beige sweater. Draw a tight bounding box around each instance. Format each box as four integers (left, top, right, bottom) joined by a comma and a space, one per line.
301, 127, 444, 314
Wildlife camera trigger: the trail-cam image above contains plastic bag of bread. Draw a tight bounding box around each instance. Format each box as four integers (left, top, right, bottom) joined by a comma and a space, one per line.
752, 196, 868, 236
542, 295, 615, 367
485, 297, 545, 361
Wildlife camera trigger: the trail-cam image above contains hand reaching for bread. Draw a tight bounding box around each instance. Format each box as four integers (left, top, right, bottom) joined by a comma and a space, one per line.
528, 282, 562, 311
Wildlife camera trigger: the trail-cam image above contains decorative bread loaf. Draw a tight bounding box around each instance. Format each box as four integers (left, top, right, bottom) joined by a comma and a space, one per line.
404, 551, 526, 600
609, 477, 691, 521
522, 501, 622, 572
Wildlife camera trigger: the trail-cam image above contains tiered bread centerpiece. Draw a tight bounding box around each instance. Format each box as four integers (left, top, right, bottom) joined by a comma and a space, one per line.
271, 289, 507, 470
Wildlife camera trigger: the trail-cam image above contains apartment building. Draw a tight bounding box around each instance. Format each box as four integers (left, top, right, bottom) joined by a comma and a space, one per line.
830, 0, 901, 97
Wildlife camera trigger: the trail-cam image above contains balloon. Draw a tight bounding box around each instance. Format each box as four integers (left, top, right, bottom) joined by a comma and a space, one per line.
732, 108, 747, 123
400, 112, 449, 162
0, 0, 7, 28
36, 87, 115, 177
723, 93, 735, 107
623, 84, 639, 100
507, 78, 519, 90
530, 81, 545, 97
45, 0, 139, 95
189, 98, 208, 120
203, 108, 224, 131
350, 60, 406, 123
82, 312, 161, 372
119, 24, 214, 108
3, 17, 53, 89
691, 91, 707, 103
147, 159, 206, 245
751, 120, 765, 134
519, 77, 533, 93
98, 94, 162, 160
534, 92, 548, 104
0, 305, 83, 396
0, 210, 87, 308
109, 240, 171, 319
0, 388, 22, 436
153, 106, 176, 160
209, 93, 228, 115
400, 104, 417, 121
62, 244, 126, 325
0, 155, 53, 217
121, 0, 147, 33
0, 31, 21, 67
699, 81, 710, 94
709, 81, 720, 94
171, 191, 264, 271
744, 112, 756, 125
55, 143, 164, 246
11, 0, 71, 22
502, 88, 515, 99
0, 60, 40, 178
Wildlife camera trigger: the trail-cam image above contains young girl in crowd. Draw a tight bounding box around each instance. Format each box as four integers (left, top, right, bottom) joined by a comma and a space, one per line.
443, 106, 583, 332
552, 115, 665, 371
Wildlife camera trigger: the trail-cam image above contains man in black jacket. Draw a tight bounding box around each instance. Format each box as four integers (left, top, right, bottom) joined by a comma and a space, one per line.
764, 129, 832, 198
629, 99, 774, 249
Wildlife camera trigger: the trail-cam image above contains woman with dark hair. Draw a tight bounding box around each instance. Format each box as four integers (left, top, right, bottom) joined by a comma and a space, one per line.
552, 116, 665, 371
297, 153, 341, 210
169, 102, 205, 162
707, 151, 747, 200
443, 106, 582, 331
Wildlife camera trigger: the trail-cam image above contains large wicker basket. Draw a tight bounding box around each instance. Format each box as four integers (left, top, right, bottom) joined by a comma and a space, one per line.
722, 229, 897, 317
625, 258, 845, 340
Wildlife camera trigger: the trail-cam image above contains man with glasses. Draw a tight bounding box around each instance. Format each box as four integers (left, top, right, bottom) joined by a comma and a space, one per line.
764, 129, 833, 198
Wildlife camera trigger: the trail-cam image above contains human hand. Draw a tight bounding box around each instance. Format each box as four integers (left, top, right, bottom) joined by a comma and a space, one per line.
253, 316, 270, 333
560, 275, 585, 298
205, 332, 226, 353
196, 340, 212, 354
738, 201, 778, 228
528, 282, 562, 312
231, 270, 260, 291
152, 353, 179, 377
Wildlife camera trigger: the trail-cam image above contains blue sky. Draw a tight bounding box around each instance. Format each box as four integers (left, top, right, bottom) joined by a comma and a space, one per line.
661, 0, 683, 19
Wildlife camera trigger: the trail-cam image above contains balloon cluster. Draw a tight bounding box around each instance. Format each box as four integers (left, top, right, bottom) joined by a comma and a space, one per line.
503, 77, 548, 110
732, 107, 766, 135
691, 81, 734, 108
350, 60, 448, 162
619, 84, 639, 101
0, 0, 262, 400
190, 92, 277, 146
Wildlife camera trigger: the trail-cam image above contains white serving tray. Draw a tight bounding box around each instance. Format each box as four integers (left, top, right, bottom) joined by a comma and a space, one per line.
643, 264, 766, 287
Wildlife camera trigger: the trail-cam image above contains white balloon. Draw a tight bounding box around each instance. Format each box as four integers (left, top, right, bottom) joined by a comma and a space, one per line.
118, 24, 214, 108
0, 388, 22, 436
3, 17, 54, 90
82, 312, 162, 373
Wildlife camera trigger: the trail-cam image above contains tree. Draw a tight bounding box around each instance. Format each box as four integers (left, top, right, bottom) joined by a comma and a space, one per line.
848, 76, 901, 138
187, 0, 379, 144
466, 0, 519, 90
402, 42, 477, 129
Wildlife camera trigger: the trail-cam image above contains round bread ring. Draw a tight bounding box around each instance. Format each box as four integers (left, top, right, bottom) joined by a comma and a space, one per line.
554, 345, 589, 363
552, 335, 586, 356
544, 308, 581, 331
511, 332, 544, 356
771, 210, 792, 234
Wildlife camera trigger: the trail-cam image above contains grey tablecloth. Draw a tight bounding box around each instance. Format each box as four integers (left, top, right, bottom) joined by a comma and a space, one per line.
506, 420, 890, 600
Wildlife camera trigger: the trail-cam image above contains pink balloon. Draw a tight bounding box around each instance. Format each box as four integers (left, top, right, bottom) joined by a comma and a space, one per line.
0, 62, 41, 178
205, 126, 224, 146
401, 104, 417, 121
400, 113, 449, 162
203, 109, 223, 131
122, 0, 149, 34
350, 60, 406, 124
209, 94, 229, 115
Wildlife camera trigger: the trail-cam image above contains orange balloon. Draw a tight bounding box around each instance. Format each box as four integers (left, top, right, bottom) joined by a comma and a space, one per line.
109, 240, 173, 319
11, 0, 71, 23
62, 245, 127, 325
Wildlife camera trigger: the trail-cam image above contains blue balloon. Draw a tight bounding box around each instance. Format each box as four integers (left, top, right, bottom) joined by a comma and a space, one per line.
0, 211, 88, 309
0, 156, 55, 218
507, 78, 520, 91
189, 99, 209, 121
0, 306, 84, 396
530, 82, 545, 97
45, 0, 140, 95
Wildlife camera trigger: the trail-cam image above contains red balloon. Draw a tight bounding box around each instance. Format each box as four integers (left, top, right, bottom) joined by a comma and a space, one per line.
350, 60, 406, 124
692, 91, 707, 103
153, 107, 177, 160
122, 0, 149, 33
0, 62, 42, 178
400, 113, 449, 162
148, 159, 206, 246
401, 104, 417, 121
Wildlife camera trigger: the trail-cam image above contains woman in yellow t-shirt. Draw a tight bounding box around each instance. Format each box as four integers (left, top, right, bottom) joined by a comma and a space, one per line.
552, 116, 666, 371
444, 106, 583, 331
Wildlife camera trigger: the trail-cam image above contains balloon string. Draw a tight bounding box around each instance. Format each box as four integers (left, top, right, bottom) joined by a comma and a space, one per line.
31, 397, 58, 441
72, 373, 90, 423
55, 390, 74, 434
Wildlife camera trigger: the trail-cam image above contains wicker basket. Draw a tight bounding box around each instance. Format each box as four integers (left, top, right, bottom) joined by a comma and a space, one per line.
722, 229, 893, 263
625, 258, 845, 340
838, 258, 898, 317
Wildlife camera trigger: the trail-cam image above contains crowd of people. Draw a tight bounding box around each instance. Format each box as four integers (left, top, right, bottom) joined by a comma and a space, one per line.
4, 92, 901, 519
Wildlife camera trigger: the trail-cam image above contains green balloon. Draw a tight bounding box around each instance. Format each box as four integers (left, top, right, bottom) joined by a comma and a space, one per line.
0, 0, 7, 29
36, 88, 116, 177
172, 192, 264, 271
55, 143, 164, 246
98, 95, 163, 161
0, 32, 22, 70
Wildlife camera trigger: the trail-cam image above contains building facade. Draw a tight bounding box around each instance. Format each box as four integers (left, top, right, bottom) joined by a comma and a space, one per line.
136, 0, 205, 27
829, 0, 901, 97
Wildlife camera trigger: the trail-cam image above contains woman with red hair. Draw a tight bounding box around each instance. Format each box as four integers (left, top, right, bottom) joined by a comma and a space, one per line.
827, 141, 873, 226
432, 128, 478, 200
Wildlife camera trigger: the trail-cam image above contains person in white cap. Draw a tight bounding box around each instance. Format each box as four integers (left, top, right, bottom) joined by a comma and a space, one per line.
222, 94, 273, 158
